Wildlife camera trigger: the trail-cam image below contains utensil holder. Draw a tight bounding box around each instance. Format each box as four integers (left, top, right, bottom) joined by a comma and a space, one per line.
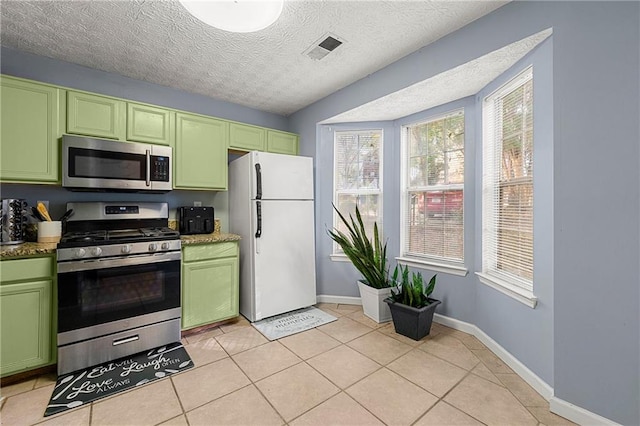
38, 221, 62, 243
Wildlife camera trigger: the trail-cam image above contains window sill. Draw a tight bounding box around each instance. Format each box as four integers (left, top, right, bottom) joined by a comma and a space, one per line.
476, 272, 538, 308
330, 253, 351, 262
395, 256, 468, 277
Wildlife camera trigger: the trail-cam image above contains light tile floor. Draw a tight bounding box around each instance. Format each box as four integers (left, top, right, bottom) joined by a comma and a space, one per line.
0, 304, 576, 426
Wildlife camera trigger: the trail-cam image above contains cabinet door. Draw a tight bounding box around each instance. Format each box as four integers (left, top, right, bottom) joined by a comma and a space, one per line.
182, 257, 239, 329
127, 103, 174, 146
175, 113, 228, 190
229, 123, 265, 151
0, 280, 52, 376
267, 130, 298, 155
67, 91, 126, 140
0, 77, 63, 183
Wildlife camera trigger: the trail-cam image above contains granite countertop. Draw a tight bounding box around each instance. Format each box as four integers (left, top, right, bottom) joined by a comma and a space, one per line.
1, 242, 58, 259
180, 232, 241, 245
1, 233, 241, 259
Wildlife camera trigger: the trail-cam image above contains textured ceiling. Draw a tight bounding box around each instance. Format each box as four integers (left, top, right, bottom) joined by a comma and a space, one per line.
0, 0, 508, 116
323, 29, 552, 123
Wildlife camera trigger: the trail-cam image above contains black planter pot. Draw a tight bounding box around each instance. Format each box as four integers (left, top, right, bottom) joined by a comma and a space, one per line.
384, 297, 441, 341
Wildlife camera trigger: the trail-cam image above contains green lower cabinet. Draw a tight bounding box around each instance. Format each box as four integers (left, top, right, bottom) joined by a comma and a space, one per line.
267, 130, 299, 155
0, 76, 64, 183
175, 112, 229, 190
181, 243, 239, 330
0, 257, 55, 377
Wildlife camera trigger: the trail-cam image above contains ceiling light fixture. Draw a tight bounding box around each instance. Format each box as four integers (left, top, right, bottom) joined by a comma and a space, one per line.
179, 0, 284, 33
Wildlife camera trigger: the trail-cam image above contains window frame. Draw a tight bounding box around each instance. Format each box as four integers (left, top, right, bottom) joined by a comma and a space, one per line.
331, 128, 384, 260
478, 66, 537, 308
397, 109, 468, 276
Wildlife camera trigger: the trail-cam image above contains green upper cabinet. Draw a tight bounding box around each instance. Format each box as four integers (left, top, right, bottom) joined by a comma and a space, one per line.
0, 256, 55, 377
175, 112, 228, 190
127, 102, 175, 146
229, 122, 266, 151
267, 130, 299, 155
0, 76, 64, 183
67, 91, 126, 140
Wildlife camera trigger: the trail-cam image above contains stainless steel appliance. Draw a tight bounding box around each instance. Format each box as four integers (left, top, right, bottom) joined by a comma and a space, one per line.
62, 134, 172, 192
56, 202, 181, 375
1, 198, 27, 245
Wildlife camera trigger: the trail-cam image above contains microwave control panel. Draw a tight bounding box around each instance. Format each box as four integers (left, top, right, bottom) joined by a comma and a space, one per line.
151, 156, 170, 182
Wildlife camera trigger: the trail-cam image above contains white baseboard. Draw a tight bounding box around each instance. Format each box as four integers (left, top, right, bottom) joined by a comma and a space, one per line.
549, 397, 621, 426
433, 313, 618, 425
434, 313, 553, 400
316, 294, 361, 305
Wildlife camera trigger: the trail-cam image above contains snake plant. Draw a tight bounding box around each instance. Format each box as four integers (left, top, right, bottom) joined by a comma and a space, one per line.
389, 264, 437, 308
327, 204, 391, 289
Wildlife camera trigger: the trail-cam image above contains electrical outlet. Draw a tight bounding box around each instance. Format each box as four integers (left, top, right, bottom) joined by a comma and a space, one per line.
193, 201, 202, 207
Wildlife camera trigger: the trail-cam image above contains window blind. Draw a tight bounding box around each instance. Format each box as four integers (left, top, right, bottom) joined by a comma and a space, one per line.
483, 67, 534, 290
403, 110, 464, 262
333, 130, 383, 254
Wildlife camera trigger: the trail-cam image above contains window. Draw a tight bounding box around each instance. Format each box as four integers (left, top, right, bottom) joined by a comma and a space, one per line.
332, 129, 382, 257
480, 67, 535, 304
400, 110, 465, 271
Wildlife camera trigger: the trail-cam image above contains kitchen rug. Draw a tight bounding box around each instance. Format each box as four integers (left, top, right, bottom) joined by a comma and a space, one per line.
252, 306, 337, 340
44, 342, 193, 417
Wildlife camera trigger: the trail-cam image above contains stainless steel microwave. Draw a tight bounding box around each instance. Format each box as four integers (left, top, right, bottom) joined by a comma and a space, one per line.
62, 134, 172, 192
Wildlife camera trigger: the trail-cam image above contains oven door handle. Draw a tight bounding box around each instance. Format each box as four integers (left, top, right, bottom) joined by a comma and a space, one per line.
57, 252, 181, 273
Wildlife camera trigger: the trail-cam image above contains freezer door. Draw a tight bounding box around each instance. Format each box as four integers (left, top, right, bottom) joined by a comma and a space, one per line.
251, 151, 313, 200
251, 199, 316, 321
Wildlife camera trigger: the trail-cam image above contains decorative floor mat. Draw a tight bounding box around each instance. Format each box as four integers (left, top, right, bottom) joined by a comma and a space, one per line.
252, 307, 337, 340
44, 342, 193, 417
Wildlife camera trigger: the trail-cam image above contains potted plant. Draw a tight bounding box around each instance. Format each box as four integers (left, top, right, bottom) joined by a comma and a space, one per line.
328, 204, 393, 323
385, 265, 440, 340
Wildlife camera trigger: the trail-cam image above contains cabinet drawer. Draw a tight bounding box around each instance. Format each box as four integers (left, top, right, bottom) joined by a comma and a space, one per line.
183, 242, 238, 262
0, 257, 54, 283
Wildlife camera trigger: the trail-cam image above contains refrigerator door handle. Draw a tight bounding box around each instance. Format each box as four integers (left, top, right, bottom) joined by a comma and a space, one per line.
255, 201, 262, 239
255, 163, 262, 200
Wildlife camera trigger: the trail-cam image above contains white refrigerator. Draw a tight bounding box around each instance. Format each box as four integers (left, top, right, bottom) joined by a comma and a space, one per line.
229, 151, 317, 322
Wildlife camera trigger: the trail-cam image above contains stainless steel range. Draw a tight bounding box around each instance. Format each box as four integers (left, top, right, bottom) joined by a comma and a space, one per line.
56, 202, 181, 375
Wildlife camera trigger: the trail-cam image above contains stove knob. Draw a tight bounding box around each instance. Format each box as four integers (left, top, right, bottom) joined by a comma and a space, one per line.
121, 244, 132, 254
75, 248, 86, 258
148, 243, 158, 252
161, 242, 170, 250
90, 247, 102, 257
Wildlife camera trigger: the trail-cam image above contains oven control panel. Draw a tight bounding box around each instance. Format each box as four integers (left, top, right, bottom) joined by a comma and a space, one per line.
58, 239, 182, 262
105, 205, 140, 215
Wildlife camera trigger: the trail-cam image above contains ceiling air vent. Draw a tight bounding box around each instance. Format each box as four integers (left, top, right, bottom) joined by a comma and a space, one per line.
304, 33, 344, 61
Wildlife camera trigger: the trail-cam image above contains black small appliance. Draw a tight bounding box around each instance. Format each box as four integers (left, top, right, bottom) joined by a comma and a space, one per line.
178, 206, 215, 234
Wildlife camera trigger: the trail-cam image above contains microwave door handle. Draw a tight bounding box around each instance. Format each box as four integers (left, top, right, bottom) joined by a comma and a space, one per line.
145, 149, 151, 187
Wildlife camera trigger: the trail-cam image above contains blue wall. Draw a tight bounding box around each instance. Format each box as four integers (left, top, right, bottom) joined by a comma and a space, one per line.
290, 2, 639, 424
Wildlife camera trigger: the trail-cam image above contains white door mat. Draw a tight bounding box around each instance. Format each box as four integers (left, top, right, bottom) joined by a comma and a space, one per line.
252, 307, 337, 340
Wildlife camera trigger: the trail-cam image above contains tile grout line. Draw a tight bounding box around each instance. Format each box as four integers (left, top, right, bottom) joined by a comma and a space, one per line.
168, 376, 189, 424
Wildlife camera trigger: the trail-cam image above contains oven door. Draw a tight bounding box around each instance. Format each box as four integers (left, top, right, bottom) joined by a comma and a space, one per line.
57, 252, 181, 345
